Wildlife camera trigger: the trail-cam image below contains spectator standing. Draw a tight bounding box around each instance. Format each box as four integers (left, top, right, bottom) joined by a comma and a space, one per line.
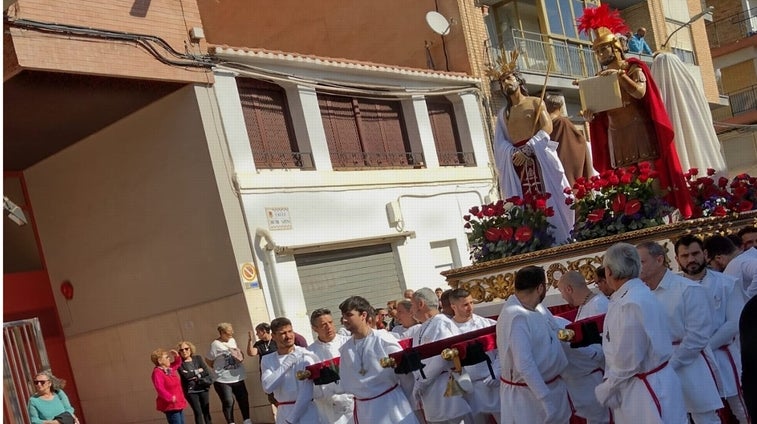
28, 369, 80, 424
206, 323, 251, 424
177, 341, 213, 424
628, 27, 653, 54
151, 348, 187, 424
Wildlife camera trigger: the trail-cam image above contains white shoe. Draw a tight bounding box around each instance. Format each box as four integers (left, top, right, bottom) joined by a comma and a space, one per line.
243, 420, 253, 424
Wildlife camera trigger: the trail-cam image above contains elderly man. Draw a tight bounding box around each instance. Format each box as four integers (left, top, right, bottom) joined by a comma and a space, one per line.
637, 241, 723, 423
556, 271, 610, 424
308, 308, 353, 424
338, 296, 419, 424
260, 317, 319, 424
675, 235, 749, 423
596, 243, 686, 423
410, 287, 473, 424
496, 265, 570, 424
704, 234, 757, 300
448, 288, 500, 424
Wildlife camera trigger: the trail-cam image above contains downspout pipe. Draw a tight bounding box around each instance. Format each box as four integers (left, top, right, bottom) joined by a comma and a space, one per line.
254, 228, 285, 319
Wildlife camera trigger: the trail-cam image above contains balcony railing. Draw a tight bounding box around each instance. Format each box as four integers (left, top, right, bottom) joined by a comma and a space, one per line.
330, 151, 426, 170
730, 85, 757, 115
706, 7, 757, 49
438, 151, 477, 167
253, 151, 315, 170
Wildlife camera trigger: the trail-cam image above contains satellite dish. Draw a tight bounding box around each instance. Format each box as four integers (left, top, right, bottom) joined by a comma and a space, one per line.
426, 11, 451, 36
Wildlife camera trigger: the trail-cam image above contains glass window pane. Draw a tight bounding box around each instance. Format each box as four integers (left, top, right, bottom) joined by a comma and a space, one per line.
544, 0, 564, 34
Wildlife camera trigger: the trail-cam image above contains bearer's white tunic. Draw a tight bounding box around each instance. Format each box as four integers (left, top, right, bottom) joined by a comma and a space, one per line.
260, 346, 319, 424
697, 269, 745, 397
724, 247, 757, 300
560, 293, 610, 423
413, 313, 472, 423
496, 295, 570, 424
339, 329, 419, 424
650, 270, 723, 413
455, 314, 500, 416
308, 334, 353, 424
595, 278, 687, 424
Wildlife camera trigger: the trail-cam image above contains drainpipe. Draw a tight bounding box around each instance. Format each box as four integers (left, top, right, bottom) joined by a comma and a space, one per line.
254, 227, 285, 319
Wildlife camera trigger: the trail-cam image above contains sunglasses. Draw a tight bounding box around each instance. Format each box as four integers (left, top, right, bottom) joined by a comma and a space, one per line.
179, 347, 191, 351
33, 380, 49, 385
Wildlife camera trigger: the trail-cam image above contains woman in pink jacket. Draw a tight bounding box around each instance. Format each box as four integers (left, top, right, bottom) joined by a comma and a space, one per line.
151, 348, 188, 424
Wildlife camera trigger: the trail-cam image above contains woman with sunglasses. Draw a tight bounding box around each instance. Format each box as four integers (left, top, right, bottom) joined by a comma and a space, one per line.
28, 369, 79, 424
177, 341, 213, 424
151, 348, 187, 424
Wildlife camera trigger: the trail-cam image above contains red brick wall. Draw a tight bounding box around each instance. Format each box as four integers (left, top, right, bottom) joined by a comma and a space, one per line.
6, 0, 211, 83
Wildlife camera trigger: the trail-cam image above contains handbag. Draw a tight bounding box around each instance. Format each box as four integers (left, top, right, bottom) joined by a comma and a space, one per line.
53, 411, 75, 424
184, 356, 214, 391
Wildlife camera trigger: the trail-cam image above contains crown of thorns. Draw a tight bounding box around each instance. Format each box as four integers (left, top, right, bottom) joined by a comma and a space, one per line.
485, 50, 519, 81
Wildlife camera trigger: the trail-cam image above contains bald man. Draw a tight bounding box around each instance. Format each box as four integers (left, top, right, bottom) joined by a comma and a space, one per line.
556, 271, 610, 424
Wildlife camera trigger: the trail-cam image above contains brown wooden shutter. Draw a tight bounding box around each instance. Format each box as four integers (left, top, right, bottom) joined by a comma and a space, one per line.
358, 99, 410, 166
237, 78, 299, 168
427, 97, 466, 166
318, 94, 364, 168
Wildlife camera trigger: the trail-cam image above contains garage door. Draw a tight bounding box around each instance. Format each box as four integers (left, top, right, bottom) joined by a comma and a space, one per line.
296, 244, 404, 326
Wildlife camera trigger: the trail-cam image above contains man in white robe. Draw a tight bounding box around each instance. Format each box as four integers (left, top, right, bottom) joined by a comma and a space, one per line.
595, 243, 687, 423
449, 288, 500, 424
496, 265, 571, 424
493, 69, 573, 245
411, 288, 473, 424
556, 271, 610, 424
704, 234, 757, 301
676, 235, 749, 423
337, 296, 419, 424
638, 241, 723, 423
260, 317, 320, 424
307, 308, 353, 424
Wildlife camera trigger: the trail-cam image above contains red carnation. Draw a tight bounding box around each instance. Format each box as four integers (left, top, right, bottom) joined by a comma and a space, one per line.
535, 198, 548, 211
620, 173, 633, 184
713, 205, 727, 216
515, 226, 533, 242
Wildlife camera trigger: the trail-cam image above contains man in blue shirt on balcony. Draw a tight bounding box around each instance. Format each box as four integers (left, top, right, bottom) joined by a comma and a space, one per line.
628, 27, 653, 55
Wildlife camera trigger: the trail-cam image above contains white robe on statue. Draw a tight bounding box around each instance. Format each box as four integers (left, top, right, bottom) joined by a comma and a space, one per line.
496, 295, 570, 424
494, 110, 574, 245
595, 278, 686, 424
412, 314, 472, 423
557, 294, 611, 424
454, 315, 500, 421
260, 346, 320, 424
650, 52, 728, 177
308, 334, 353, 424
339, 329, 419, 424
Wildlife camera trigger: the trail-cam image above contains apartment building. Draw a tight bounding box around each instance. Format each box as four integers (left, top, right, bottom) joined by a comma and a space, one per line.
706, 0, 757, 175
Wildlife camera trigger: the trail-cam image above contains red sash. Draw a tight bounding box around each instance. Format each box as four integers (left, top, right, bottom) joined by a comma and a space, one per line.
634, 361, 668, 418
353, 384, 399, 424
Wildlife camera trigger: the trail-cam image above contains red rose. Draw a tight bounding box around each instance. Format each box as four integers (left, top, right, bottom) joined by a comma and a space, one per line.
501, 227, 514, 240
608, 174, 620, 186
535, 198, 548, 211
713, 205, 727, 216
639, 174, 649, 183
484, 228, 500, 242
639, 162, 651, 171
624, 199, 642, 215
735, 186, 748, 197
689, 167, 699, 176
707, 168, 716, 176
587, 209, 605, 223
515, 226, 533, 242
737, 201, 754, 212
718, 177, 729, 188
469, 206, 480, 215
482, 206, 495, 217
463, 214, 471, 221
575, 177, 586, 186
507, 196, 524, 206
612, 193, 627, 213
565, 197, 574, 205
545, 207, 555, 217
620, 173, 633, 184
464, 222, 471, 229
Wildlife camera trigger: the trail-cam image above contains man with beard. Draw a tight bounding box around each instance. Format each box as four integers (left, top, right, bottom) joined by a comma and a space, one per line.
637, 241, 723, 423
595, 243, 686, 423
576, 5, 692, 217
260, 317, 319, 424
496, 265, 570, 424
449, 288, 500, 424
488, 54, 573, 245
675, 235, 749, 423
308, 308, 353, 424
338, 296, 419, 424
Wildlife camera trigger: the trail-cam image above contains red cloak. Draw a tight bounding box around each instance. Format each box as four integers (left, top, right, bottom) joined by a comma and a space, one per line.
589, 58, 693, 218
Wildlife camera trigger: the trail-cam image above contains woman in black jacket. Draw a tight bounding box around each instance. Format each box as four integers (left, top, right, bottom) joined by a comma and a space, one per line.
177, 341, 213, 424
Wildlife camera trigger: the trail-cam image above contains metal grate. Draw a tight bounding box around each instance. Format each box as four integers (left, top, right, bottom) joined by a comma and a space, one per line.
4, 318, 49, 424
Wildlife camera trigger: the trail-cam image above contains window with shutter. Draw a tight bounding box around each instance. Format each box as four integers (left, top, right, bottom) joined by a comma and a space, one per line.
426, 96, 474, 166
318, 93, 418, 169
237, 78, 307, 169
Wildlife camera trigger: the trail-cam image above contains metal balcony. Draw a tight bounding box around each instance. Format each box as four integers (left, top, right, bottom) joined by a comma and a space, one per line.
706, 7, 757, 49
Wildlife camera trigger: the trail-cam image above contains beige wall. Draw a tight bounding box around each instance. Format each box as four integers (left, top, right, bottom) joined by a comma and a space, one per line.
197, 0, 475, 73
6, 0, 210, 83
